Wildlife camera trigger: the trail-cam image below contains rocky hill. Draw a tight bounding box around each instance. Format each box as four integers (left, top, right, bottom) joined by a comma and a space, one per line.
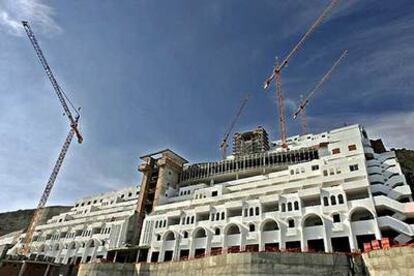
0, 206, 71, 237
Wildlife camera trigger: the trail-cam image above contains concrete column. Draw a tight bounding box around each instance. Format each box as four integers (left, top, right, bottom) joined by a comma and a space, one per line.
205, 233, 212, 256
300, 227, 306, 252
43, 264, 51, 276
159, 241, 165, 262
189, 238, 195, 258
322, 221, 332, 253
373, 217, 382, 240
112, 251, 118, 263
90, 246, 99, 262
280, 225, 286, 250
346, 219, 357, 251
80, 248, 88, 263
146, 249, 152, 263
173, 237, 180, 261
258, 230, 264, 251
18, 261, 27, 276
240, 228, 246, 251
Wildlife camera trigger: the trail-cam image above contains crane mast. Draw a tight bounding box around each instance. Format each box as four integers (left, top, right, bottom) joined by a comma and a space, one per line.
20, 21, 83, 255
20, 129, 75, 255
220, 94, 249, 159
263, 0, 338, 148
293, 49, 348, 134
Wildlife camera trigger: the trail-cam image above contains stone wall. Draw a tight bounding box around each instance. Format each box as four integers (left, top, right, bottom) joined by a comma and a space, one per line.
79, 251, 365, 276
362, 246, 414, 276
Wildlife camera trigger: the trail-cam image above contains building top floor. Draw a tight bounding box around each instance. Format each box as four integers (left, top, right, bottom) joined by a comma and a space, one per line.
42, 186, 140, 227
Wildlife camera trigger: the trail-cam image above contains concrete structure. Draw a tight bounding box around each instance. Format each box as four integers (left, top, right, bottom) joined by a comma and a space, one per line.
78, 251, 365, 276
362, 246, 414, 276
139, 124, 414, 262
7, 186, 140, 265
0, 230, 22, 260
233, 126, 270, 156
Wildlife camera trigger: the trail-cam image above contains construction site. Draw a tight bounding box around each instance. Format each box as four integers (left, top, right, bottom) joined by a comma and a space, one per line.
1, 0, 414, 275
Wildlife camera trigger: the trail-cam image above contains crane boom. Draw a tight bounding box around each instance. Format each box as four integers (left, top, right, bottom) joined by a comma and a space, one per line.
264, 0, 339, 89
19, 21, 83, 255
263, 0, 338, 148
293, 49, 347, 119
220, 94, 249, 159
22, 21, 83, 144
21, 129, 75, 255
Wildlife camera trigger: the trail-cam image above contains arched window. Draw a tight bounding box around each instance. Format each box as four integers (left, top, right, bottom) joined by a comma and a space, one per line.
262, 220, 279, 231
183, 231, 189, 238
350, 208, 374, 222
288, 202, 292, 211
330, 195, 336, 205
255, 207, 260, 216
303, 214, 323, 227
191, 216, 195, 224
281, 203, 286, 212
181, 217, 185, 224
89, 240, 95, 248
215, 228, 220, 235
211, 214, 214, 221
186, 217, 190, 224
221, 212, 225, 220
226, 224, 240, 235
338, 194, 344, 204
288, 219, 295, 228
249, 224, 255, 232
165, 232, 175, 241
155, 221, 159, 228
323, 197, 329, 206
216, 213, 220, 221
249, 208, 254, 216
244, 209, 248, 217
294, 201, 299, 210
194, 228, 207, 238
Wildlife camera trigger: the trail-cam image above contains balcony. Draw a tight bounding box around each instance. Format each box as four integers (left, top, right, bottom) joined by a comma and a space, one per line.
332, 223, 344, 232
286, 228, 297, 237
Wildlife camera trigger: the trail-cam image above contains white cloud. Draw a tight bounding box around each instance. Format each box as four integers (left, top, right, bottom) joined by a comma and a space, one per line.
0, 0, 60, 36
311, 111, 414, 150
363, 111, 414, 150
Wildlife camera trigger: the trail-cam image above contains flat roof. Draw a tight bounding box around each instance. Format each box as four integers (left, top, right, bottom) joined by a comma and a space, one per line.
139, 148, 188, 163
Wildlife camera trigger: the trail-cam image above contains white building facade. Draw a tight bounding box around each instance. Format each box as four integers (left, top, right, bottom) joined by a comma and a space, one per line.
8, 186, 140, 264
139, 125, 414, 262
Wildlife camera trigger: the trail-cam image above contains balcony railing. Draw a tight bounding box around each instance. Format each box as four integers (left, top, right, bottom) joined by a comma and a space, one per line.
179, 147, 319, 184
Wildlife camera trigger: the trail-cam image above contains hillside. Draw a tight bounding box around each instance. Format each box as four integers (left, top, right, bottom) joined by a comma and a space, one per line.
0, 206, 71, 237
394, 148, 414, 194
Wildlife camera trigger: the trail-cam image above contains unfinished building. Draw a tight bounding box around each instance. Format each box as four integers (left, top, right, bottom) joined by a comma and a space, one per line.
233, 126, 270, 156
138, 124, 414, 262
7, 187, 140, 264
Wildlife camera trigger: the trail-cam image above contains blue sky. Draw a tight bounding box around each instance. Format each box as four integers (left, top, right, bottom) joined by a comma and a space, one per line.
0, 0, 413, 212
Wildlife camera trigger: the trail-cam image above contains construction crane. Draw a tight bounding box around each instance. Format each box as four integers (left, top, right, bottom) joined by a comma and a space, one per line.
263, 0, 338, 148
220, 94, 250, 159
19, 21, 83, 256
293, 49, 348, 134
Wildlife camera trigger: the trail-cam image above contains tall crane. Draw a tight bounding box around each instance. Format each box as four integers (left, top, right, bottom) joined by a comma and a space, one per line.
263, 0, 338, 148
220, 94, 250, 159
293, 49, 348, 134
19, 21, 83, 255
